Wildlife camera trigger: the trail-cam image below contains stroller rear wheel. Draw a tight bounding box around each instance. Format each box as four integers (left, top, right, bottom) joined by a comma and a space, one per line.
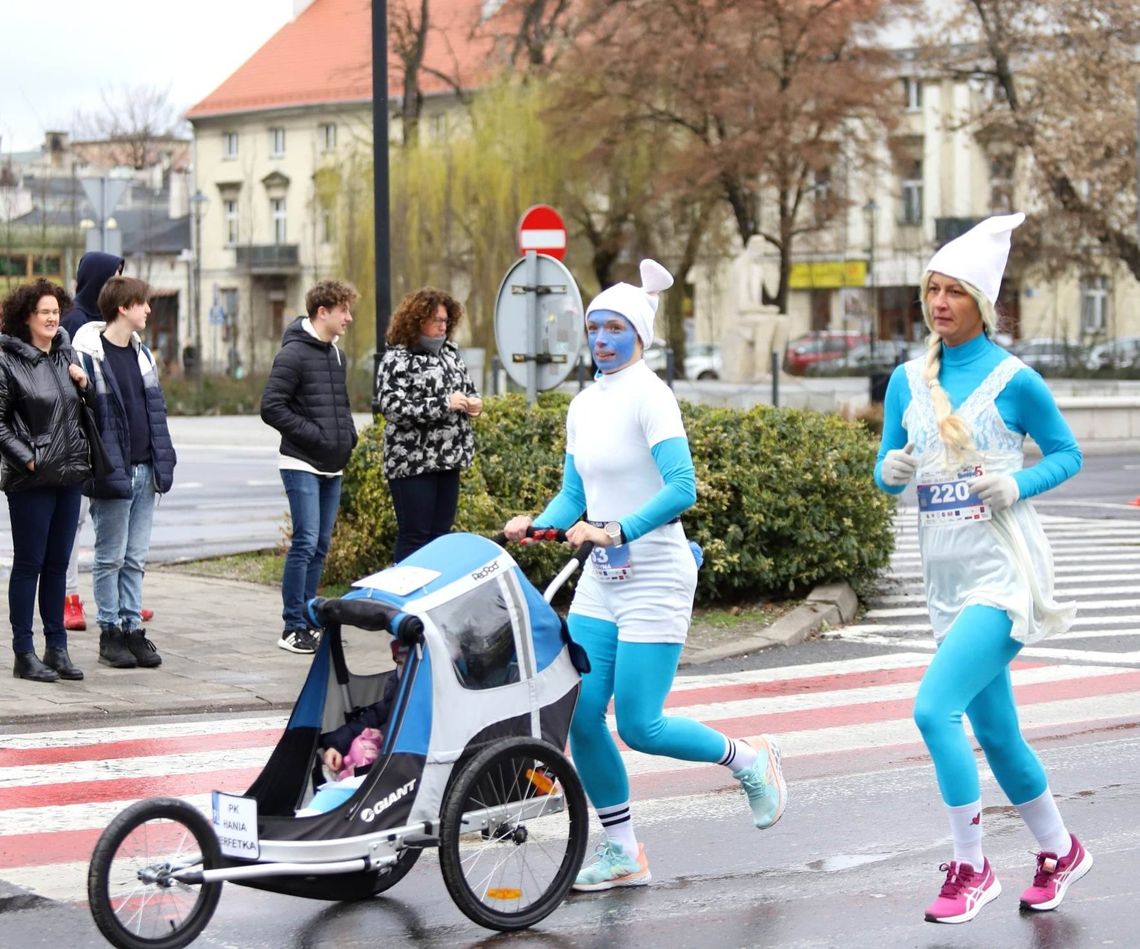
439, 737, 588, 931
88, 797, 222, 949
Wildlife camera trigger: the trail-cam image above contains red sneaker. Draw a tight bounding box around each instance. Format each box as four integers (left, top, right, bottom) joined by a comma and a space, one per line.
140, 608, 155, 622
64, 594, 87, 631
1020, 834, 1093, 911
924, 859, 1001, 924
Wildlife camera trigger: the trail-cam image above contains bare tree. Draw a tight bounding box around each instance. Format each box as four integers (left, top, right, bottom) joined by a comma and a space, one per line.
919, 0, 1140, 281
559, 0, 912, 313
72, 83, 185, 169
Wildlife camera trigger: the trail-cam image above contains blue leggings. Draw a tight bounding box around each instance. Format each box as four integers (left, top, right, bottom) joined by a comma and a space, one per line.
913, 604, 1048, 807
567, 614, 728, 809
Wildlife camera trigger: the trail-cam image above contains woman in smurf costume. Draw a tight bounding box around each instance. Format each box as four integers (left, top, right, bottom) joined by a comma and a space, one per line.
874, 213, 1093, 924
504, 260, 787, 892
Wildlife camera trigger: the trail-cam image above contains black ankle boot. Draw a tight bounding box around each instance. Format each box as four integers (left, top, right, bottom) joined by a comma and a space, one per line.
13, 651, 60, 682
98, 627, 137, 668
125, 628, 162, 668
43, 645, 84, 680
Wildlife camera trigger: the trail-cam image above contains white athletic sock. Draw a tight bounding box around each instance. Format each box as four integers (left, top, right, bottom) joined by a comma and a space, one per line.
720, 737, 759, 774
946, 800, 985, 870
596, 802, 639, 859
1015, 787, 1072, 857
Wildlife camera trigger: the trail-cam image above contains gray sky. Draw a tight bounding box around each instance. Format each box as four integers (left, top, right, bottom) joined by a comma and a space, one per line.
1, 0, 294, 153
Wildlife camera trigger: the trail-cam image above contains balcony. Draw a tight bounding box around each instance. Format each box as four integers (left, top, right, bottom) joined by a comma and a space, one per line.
235, 244, 300, 274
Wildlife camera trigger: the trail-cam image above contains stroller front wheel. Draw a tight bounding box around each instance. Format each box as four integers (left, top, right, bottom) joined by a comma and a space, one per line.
88, 796, 223, 949
439, 737, 588, 931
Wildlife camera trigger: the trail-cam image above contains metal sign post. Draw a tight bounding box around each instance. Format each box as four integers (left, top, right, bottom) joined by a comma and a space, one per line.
493, 253, 583, 403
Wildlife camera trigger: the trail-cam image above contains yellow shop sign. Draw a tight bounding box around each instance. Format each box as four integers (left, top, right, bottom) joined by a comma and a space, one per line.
789, 260, 867, 289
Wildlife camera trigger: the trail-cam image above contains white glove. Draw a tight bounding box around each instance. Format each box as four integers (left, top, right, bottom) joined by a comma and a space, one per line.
880, 443, 918, 487
968, 474, 1020, 513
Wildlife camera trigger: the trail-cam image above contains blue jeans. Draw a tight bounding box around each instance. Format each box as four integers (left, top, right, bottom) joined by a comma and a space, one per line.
90, 463, 156, 632
281, 469, 341, 632
7, 485, 82, 654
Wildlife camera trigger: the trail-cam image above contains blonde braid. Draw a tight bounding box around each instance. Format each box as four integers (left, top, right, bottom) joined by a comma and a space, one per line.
918, 272, 999, 457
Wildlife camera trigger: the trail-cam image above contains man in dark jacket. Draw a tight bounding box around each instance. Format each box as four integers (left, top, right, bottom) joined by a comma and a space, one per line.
260, 280, 357, 654
61, 251, 124, 633
73, 276, 176, 669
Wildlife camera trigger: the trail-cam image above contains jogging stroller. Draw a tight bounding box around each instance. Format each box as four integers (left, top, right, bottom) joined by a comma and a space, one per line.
87, 531, 593, 948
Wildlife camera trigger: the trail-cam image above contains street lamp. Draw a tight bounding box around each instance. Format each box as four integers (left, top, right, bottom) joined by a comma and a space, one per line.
863, 199, 878, 356
189, 190, 209, 375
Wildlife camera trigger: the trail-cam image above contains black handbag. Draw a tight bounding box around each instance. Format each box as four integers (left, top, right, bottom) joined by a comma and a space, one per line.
79, 398, 114, 480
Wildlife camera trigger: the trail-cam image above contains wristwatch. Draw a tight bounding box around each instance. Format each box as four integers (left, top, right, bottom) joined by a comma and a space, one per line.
603, 521, 624, 546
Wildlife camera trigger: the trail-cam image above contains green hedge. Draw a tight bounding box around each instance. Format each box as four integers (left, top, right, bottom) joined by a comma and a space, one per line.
324, 393, 894, 604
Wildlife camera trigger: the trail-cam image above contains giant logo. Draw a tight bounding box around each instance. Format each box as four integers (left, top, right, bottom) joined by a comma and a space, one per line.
359, 779, 416, 823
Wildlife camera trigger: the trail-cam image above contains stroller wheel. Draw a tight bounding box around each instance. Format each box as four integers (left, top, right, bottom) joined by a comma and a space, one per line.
88, 797, 222, 949
440, 737, 588, 931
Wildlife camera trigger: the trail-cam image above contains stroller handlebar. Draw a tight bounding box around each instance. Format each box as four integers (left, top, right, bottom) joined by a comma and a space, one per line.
308, 596, 424, 645
492, 527, 594, 568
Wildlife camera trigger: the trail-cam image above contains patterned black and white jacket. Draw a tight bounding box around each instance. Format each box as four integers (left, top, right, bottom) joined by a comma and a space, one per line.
376, 340, 479, 479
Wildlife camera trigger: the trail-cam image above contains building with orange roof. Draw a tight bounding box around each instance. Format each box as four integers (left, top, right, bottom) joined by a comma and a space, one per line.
185, 0, 495, 375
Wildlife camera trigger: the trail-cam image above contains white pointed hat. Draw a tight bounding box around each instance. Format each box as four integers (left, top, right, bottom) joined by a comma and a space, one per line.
925, 212, 1025, 304
585, 259, 674, 347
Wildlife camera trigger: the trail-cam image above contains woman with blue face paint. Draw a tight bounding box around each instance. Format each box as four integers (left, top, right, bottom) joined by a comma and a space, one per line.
504, 260, 787, 892
875, 214, 1092, 924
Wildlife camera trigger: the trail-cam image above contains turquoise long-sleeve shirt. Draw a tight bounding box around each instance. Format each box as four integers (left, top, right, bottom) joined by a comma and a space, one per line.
873, 333, 1081, 498
535, 436, 696, 541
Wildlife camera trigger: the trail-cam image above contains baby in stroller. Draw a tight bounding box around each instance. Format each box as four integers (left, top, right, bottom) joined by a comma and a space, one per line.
297, 641, 407, 816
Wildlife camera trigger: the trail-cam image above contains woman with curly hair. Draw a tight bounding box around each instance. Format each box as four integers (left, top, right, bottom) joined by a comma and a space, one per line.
0, 279, 93, 682
376, 287, 482, 561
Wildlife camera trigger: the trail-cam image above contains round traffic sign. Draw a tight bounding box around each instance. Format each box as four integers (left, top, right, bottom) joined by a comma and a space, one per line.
517, 204, 567, 261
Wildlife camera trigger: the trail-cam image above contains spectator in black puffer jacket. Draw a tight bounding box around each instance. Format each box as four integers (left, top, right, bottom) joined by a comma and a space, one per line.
375, 288, 481, 562
0, 279, 94, 683
260, 280, 358, 655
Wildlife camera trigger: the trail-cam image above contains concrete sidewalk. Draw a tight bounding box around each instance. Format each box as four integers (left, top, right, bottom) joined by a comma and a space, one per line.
0, 571, 858, 729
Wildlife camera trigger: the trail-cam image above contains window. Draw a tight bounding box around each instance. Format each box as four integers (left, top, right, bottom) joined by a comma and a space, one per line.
320, 204, 333, 244
271, 197, 287, 243
812, 167, 832, 225
902, 77, 922, 112
223, 199, 239, 245
990, 155, 1014, 213
269, 126, 286, 157
319, 122, 336, 151
222, 131, 239, 159
428, 582, 520, 691
901, 160, 923, 225
1080, 275, 1109, 337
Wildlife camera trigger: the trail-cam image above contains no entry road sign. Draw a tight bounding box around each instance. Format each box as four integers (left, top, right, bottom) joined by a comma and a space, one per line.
517, 205, 567, 261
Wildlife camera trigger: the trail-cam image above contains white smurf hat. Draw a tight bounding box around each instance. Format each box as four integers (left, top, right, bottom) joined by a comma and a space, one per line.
585, 259, 674, 347
925, 212, 1025, 305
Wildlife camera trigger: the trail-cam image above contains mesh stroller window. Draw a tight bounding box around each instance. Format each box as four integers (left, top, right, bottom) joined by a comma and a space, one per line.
429, 581, 520, 690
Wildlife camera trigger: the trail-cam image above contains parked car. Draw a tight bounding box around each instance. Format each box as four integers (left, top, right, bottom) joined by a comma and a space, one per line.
1010, 337, 1085, 375
832, 339, 926, 373
1086, 336, 1140, 371
643, 338, 670, 373
684, 343, 722, 380
783, 331, 868, 375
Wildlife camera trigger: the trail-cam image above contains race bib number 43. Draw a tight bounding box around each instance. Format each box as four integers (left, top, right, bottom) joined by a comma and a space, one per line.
916, 464, 991, 527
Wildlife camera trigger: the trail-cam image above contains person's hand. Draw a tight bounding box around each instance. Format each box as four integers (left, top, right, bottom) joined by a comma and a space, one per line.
968, 473, 1020, 513
566, 520, 610, 548
880, 442, 918, 486
68, 364, 88, 389
25, 460, 34, 471
465, 395, 483, 418
503, 515, 533, 542
448, 392, 469, 412
322, 747, 343, 773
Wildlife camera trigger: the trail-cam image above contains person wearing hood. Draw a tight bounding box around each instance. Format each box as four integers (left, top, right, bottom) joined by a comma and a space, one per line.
61, 250, 124, 633
375, 288, 482, 562
0, 279, 94, 682
72, 276, 176, 670
260, 280, 358, 655
873, 214, 1091, 923
503, 260, 787, 893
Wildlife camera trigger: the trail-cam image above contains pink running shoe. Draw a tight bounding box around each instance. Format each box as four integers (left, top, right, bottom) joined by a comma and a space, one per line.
924, 859, 1001, 924
1020, 834, 1093, 911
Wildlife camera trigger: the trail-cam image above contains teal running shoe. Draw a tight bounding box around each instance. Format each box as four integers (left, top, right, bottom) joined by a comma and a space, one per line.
734, 735, 787, 829
572, 840, 651, 892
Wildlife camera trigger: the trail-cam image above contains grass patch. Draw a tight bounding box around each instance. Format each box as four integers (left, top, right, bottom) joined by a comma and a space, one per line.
165, 549, 353, 598
694, 600, 799, 629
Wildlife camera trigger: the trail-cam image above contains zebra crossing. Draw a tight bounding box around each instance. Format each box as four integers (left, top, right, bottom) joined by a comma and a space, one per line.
3, 646, 1138, 906
828, 512, 1140, 665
